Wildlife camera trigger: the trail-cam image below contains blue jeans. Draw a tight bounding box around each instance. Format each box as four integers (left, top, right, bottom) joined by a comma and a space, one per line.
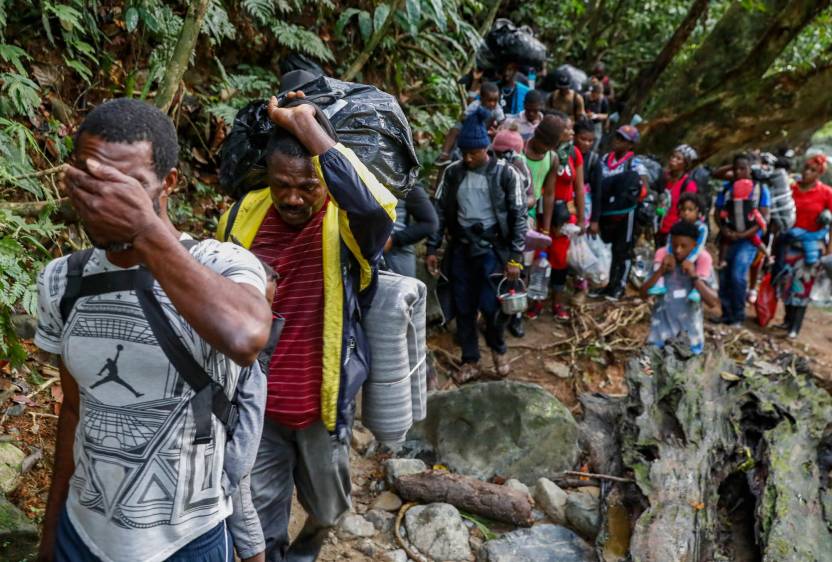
55, 506, 234, 561
450, 244, 506, 363
719, 240, 757, 324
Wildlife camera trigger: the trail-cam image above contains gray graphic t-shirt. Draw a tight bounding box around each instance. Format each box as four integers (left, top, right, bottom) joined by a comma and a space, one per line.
34, 237, 266, 562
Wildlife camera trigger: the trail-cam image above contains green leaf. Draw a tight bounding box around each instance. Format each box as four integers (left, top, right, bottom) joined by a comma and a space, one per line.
427, 0, 447, 32
270, 21, 334, 62
125, 7, 139, 32
0, 44, 31, 75
358, 10, 372, 43
374, 4, 391, 33
0, 72, 41, 117
46, 3, 84, 33
335, 8, 361, 37
64, 57, 93, 83
138, 8, 160, 33
406, 0, 421, 26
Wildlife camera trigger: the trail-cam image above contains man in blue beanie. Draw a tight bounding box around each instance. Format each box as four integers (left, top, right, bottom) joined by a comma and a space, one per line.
426, 107, 527, 381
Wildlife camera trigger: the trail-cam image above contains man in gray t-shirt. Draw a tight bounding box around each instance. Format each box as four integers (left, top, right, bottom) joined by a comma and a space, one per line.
35, 99, 272, 562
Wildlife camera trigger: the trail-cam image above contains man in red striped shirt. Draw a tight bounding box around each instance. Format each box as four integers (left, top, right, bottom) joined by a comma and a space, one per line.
217, 91, 396, 562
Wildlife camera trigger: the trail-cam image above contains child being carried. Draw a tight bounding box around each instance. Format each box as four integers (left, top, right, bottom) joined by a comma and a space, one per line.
647, 192, 711, 303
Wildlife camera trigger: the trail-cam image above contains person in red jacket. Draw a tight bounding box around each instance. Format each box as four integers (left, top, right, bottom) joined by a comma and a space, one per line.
656, 144, 698, 248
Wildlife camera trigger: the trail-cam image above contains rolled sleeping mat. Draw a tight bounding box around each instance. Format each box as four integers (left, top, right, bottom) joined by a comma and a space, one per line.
362, 375, 413, 446
408, 280, 428, 421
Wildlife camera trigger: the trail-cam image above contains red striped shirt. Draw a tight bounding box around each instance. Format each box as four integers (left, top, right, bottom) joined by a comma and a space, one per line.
250, 204, 326, 428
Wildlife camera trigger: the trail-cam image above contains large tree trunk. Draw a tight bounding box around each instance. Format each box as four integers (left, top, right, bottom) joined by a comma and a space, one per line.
620, 350, 832, 561
156, 0, 211, 114
641, 0, 832, 158
621, 0, 709, 119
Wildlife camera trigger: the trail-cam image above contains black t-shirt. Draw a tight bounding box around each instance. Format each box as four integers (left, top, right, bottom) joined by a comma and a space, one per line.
584, 96, 609, 122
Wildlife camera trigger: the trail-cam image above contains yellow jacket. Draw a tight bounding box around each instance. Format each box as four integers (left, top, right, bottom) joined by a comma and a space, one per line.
217, 143, 396, 433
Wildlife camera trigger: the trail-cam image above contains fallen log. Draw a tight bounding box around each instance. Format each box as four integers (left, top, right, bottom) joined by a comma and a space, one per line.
393, 470, 533, 527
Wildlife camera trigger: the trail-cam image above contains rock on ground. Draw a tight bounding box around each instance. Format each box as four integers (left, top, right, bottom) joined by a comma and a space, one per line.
338, 513, 376, 539
382, 549, 409, 562
477, 524, 595, 562
351, 423, 376, 454
365, 509, 395, 533
384, 458, 427, 486
0, 494, 38, 561
408, 381, 578, 484
565, 492, 600, 540
0, 443, 25, 493
533, 478, 567, 524
505, 478, 530, 497
404, 503, 472, 561
371, 490, 403, 512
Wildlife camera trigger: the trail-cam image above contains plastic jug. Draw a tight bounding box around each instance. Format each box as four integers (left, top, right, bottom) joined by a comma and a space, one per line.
528, 252, 551, 300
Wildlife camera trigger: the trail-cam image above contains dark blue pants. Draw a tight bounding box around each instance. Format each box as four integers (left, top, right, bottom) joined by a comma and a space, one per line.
450, 245, 506, 363
55, 506, 234, 562
719, 240, 757, 324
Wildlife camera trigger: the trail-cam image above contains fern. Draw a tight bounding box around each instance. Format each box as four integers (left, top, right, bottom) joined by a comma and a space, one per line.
0, 44, 30, 75
270, 20, 334, 61
242, 0, 275, 26
0, 72, 40, 117
203, 0, 237, 45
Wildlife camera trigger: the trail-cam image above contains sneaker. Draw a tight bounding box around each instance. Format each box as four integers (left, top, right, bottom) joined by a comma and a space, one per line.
526, 300, 544, 319
605, 286, 625, 301
746, 289, 758, 305
552, 303, 571, 321
455, 362, 480, 383
688, 289, 701, 303
787, 330, 799, 340
493, 352, 510, 378
647, 285, 667, 297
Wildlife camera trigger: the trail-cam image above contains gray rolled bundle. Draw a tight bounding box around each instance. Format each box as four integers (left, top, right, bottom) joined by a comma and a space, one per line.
361, 271, 428, 445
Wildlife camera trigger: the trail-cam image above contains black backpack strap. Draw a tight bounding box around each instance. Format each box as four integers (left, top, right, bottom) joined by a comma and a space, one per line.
223, 200, 244, 242
134, 270, 237, 445
59, 249, 95, 323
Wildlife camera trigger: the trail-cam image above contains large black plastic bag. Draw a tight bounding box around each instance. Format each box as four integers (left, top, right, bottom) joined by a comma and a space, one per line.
218, 76, 420, 200
484, 19, 547, 68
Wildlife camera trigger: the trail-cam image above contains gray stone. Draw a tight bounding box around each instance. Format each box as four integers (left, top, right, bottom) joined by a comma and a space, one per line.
338, 513, 376, 539
544, 359, 571, 379
355, 538, 378, 557
408, 381, 578, 484
533, 478, 567, 524
505, 478, 530, 497
382, 549, 409, 562
0, 494, 38, 562
365, 509, 395, 533
10, 314, 37, 340
0, 443, 25, 493
565, 492, 600, 540
371, 490, 403, 512
384, 458, 427, 485
404, 503, 472, 561
477, 524, 594, 562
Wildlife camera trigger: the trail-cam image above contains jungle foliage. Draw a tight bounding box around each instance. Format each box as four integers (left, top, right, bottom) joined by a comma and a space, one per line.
2, 0, 832, 362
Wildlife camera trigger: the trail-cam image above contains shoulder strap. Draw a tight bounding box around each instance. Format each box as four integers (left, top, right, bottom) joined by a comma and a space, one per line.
59, 249, 95, 323
135, 274, 236, 445
223, 199, 244, 242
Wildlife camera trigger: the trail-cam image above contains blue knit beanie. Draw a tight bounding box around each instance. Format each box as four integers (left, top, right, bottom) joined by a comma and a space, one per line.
457, 106, 491, 151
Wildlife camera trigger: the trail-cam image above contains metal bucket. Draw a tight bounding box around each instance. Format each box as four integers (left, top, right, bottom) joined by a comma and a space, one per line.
497, 278, 528, 315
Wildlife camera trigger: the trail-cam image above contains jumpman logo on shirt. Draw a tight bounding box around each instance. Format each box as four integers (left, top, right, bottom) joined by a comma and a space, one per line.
91, 344, 144, 398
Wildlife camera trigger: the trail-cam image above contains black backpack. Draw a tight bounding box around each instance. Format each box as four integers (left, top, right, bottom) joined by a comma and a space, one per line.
58, 240, 282, 444
600, 156, 642, 213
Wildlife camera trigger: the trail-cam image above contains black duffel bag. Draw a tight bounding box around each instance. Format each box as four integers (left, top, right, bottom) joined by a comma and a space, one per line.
219, 75, 420, 200
484, 19, 547, 69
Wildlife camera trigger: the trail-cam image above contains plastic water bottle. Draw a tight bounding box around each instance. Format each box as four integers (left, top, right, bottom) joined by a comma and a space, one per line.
528, 252, 551, 300
528, 69, 537, 90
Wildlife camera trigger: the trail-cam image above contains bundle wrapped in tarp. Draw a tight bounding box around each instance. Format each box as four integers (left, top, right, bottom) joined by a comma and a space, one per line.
361, 271, 427, 446
484, 19, 547, 69
219, 75, 420, 200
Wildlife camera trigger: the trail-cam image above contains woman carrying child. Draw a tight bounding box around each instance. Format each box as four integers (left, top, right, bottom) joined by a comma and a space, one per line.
774, 154, 832, 338
655, 144, 699, 249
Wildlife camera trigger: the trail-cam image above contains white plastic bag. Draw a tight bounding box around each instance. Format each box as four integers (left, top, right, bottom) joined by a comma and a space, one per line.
585, 235, 612, 285
567, 235, 599, 277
